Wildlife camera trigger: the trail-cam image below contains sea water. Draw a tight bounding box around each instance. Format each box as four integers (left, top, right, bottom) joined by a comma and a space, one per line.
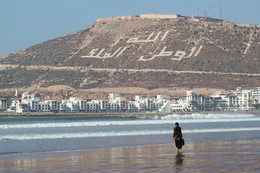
0, 113, 260, 158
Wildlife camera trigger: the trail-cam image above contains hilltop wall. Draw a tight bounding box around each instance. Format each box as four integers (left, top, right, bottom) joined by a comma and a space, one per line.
95, 14, 229, 24
96, 14, 182, 23
139, 14, 181, 19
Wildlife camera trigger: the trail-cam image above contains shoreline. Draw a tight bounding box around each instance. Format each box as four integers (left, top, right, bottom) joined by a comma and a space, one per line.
0, 111, 169, 117
1, 137, 259, 158
0, 111, 260, 117
1, 139, 259, 172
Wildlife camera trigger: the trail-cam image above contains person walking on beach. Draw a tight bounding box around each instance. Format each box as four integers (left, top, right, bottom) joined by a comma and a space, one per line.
173, 122, 184, 153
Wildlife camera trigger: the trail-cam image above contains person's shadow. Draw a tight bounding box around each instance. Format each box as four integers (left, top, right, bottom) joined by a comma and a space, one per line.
175, 152, 185, 172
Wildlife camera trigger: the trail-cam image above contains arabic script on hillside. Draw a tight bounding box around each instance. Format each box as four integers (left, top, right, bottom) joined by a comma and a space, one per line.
81, 31, 203, 61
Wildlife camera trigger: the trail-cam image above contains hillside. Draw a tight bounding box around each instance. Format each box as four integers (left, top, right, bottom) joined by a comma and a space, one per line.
0, 14, 259, 98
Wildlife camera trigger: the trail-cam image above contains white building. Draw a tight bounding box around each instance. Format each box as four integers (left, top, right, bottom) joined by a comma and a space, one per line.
134, 95, 146, 111
100, 100, 109, 112
87, 100, 100, 112
39, 101, 51, 112
251, 87, 260, 107
28, 100, 40, 112
5, 88, 260, 113
79, 98, 92, 112
134, 95, 161, 111
8, 98, 22, 112
109, 94, 128, 112
59, 100, 68, 112
169, 91, 199, 112
127, 100, 138, 112
18, 92, 41, 112
170, 102, 187, 112
234, 87, 260, 110
108, 93, 120, 101
22, 92, 41, 101
0, 98, 7, 111
66, 97, 80, 113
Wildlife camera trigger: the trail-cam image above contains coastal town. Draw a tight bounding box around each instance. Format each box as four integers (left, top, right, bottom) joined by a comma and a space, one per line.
0, 87, 260, 113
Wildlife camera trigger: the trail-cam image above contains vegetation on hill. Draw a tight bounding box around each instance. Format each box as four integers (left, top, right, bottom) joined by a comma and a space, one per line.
0, 15, 259, 94
0, 67, 47, 88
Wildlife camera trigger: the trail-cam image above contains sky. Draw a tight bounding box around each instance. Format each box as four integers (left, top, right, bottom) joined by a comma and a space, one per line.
0, 0, 259, 56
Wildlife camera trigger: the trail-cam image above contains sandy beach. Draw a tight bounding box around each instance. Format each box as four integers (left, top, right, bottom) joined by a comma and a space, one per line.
1, 139, 259, 173
1, 112, 259, 172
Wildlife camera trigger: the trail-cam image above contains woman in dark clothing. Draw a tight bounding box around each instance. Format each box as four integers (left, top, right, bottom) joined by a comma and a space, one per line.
173, 122, 183, 152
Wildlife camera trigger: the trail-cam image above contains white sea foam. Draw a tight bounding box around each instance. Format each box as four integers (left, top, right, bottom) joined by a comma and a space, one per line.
1, 127, 260, 140
0, 117, 260, 129
161, 113, 256, 120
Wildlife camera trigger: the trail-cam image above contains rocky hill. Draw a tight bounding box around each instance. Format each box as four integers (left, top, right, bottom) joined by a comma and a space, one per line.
0, 14, 259, 98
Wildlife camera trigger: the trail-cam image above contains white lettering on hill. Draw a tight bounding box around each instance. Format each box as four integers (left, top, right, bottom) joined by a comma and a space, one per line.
81, 47, 127, 59
81, 30, 203, 61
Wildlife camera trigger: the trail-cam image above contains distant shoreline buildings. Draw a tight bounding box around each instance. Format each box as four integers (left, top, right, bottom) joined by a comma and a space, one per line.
0, 87, 260, 113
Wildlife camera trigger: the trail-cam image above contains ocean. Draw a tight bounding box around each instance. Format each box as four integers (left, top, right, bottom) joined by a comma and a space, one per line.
0, 113, 260, 172
1, 112, 259, 158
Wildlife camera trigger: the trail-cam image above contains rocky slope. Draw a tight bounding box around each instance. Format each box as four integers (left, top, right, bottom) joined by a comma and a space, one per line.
0, 14, 259, 97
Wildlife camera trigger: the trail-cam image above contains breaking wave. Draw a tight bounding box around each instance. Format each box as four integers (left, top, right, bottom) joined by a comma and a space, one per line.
1, 127, 260, 140
0, 115, 259, 129
159, 113, 256, 120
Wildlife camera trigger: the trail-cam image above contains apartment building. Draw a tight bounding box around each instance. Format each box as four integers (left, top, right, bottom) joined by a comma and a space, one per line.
3, 87, 260, 113
0, 98, 7, 111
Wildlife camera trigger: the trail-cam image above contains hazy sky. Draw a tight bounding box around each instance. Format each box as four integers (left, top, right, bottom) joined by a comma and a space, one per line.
0, 0, 259, 56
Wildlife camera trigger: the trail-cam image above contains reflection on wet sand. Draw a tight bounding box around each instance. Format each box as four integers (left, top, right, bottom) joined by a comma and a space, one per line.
0, 139, 259, 173
175, 152, 184, 173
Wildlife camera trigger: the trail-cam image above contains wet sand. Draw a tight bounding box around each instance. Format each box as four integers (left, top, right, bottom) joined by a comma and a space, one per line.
0, 139, 259, 173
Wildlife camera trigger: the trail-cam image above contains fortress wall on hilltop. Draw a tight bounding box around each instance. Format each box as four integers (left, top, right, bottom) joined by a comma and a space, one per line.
139, 14, 181, 19
96, 14, 183, 23
95, 14, 230, 24
96, 15, 139, 23
96, 17, 114, 23
114, 15, 138, 20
